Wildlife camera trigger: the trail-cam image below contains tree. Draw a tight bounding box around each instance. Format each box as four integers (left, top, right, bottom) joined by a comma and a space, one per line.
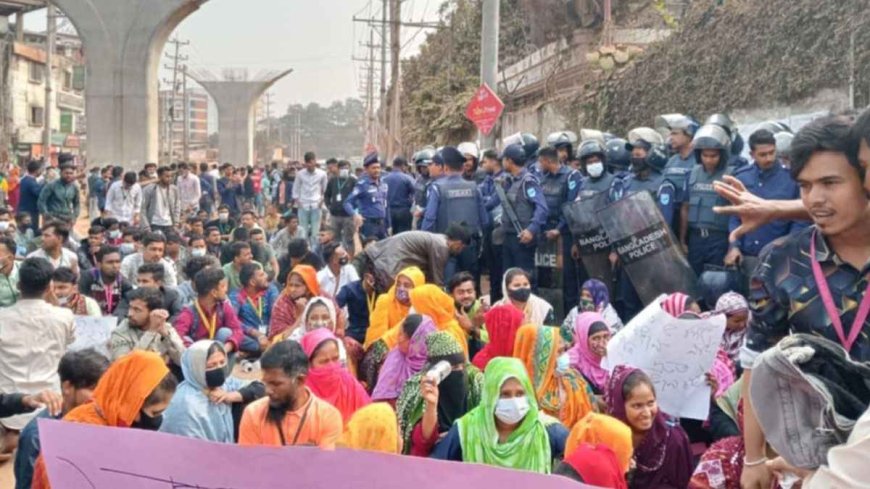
267, 98, 365, 159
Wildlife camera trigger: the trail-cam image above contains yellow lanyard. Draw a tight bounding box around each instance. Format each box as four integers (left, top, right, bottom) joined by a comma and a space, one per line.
194, 300, 218, 339
366, 290, 377, 316
247, 294, 263, 321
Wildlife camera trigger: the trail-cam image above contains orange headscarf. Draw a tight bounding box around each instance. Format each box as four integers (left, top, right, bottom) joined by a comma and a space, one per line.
284, 264, 320, 297
565, 412, 634, 474
406, 284, 468, 356
338, 402, 400, 454
31, 351, 170, 489
513, 324, 595, 429
364, 266, 425, 349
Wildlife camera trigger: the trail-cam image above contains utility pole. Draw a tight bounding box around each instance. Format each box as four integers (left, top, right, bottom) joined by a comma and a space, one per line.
164, 37, 188, 163
367, 29, 376, 147
182, 64, 189, 162
380, 0, 388, 154
388, 0, 401, 160
43, 1, 56, 163
480, 0, 500, 149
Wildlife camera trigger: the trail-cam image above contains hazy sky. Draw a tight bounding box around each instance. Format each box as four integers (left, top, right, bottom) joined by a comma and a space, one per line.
25, 0, 440, 118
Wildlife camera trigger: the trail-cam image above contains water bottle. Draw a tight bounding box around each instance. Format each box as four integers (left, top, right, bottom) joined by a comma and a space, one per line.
425, 360, 452, 385
240, 360, 261, 374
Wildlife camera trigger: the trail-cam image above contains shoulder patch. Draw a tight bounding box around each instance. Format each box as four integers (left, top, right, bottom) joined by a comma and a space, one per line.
568, 180, 577, 190
659, 192, 671, 206
527, 187, 537, 199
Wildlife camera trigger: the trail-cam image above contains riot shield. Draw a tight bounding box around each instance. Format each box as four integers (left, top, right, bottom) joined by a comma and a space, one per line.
535, 236, 564, 323
562, 191, 613, 293
597, 191, 698, 304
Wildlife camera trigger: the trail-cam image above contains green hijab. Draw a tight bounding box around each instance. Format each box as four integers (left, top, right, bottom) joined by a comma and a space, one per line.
456, 357, 552, 473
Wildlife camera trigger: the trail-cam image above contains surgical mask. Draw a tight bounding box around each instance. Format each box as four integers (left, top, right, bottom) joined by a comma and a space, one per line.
579, 297, 596, 312
339, 169, 350, 178
586, 162, 604, 178
396, 287, 410, 303
494, 396, 530, 425
308, 320, 330, 330
205, 367, 226, 389
108, 229, 121, 239
133, 411, 163, 431
219, 213, 229, 222
507, 287, 531, 303
119, 243, 136, 255
0, 222, 9, 231
555, 353, 571, 375
191, 248, 206, 257
57, 296, 69, 306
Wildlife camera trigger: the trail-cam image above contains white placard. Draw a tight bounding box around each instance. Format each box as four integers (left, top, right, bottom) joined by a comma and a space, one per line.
69, 316, 118, 356
603, 295, 726, 420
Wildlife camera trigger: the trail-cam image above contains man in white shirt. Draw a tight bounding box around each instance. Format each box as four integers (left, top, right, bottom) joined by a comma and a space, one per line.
120, 232, 178, 287
316, 242, 358, 297
292, 152, 327, 249
27, 221, 79, 275
104, 171, 142, 225
0, 258, 75, 453
176, 162, 202, 214
141, 166, 181, 234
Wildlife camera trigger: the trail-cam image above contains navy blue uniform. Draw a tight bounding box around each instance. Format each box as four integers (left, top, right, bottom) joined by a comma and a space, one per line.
663, 153, 697, 204
344, 175, 390, 240
684, 164, 731, 275
501, 169, 549, 287
384, 170, 416, 234
480, 170, 507, 302
540, 165, 583, 312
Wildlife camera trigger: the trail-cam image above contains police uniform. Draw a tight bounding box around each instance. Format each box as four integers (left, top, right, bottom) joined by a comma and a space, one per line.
502, 168, 549, 286
684, 164, 731, 275
663, 152, 696, 204
384, 169, 416, 234
540, 165, 583, 312
577, 172, 616, 200
344, 171, 390, 240
481, 170, 507, 302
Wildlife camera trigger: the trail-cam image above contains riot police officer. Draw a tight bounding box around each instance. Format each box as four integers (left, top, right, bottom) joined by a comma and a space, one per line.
539, 146, 583, 314
499, 143, 548, 286
480, 149, 507, 301
412, 148, 435, 212
384, 156, 416, 234
421, 146, 489, 285
457, 142, 483, 182
547, 131, 578, 165
344, 152, 390, 240
576, 140, 615, 200
680, 124, 733, 275
658, 113, 699, 204
706, 113, 749, 170
505, 132, 541, 177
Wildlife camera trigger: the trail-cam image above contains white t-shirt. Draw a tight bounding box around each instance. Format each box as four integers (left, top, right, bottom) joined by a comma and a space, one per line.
27, 247, 79, 270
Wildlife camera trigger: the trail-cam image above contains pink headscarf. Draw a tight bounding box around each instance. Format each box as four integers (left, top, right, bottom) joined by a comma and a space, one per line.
301, 329, 371, 423
371, 315, 437, 401
567, 311, 610, 391
661, 292, 691, 317
300, 328, 338, 359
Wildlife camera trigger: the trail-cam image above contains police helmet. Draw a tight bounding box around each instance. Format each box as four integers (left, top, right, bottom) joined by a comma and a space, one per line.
774, 132, 794, 157
692, 124, 731, 151
731, 132, 745, 157
413, 147, 437, 166
626, 127, 665, 151
645, 145, 669, 172
655, 113, 700, 138
457, 142, 480, 160
605, 138, 631, 172
577, 140, 607, 163
546, 131, 579, 149
755, 121, 791, 135
579, 128, 607, 146
705, 113, 737, 137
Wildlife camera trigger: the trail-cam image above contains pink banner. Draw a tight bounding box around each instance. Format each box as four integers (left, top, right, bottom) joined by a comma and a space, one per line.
39, 419, 594, 489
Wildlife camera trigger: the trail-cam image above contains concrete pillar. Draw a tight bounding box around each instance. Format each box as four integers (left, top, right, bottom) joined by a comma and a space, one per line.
52, 0, 206, 168
193, 69, 292, 166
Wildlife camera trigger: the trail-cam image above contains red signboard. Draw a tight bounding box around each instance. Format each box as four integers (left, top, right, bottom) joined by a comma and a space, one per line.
465, 83, 504, 135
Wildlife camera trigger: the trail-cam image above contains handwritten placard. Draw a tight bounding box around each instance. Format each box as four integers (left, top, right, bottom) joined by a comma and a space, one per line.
69, 316, 117, 356
602, 295, 726, 420
39, 420, 596, 489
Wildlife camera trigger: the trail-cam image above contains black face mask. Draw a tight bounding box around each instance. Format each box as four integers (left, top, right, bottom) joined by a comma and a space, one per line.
630, 158, 647, 174
507, 287, 532, 303
205, 367, 226, 389
338, 257, 349, 266
133, 410, 163, 431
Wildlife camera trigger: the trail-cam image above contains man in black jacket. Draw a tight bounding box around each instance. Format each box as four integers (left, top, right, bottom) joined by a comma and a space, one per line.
114, 262, 184, 322
323, 160, 357, 253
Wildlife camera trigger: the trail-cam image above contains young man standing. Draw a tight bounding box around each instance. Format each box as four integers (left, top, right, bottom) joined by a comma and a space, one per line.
104, 171, 142, 225
141, 166, 181, 235
292, 152, 328, 249
324, 160, 357, 253
18, 160, 43, 233
37, 163, 80, 223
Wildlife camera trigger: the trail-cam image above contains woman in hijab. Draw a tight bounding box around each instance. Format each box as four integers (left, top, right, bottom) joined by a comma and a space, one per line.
714, 291, 750, 366
338, 402, 400, 454
471, 303, 525, 370
396, 331, 483, 456
360, 266, 426, 390
283, 296, 357, 375
494, 268, 554, 327
562, 279, 623, 342
270, 265, 321, 340
567, 311, 612, 395
371, 314, 436, 404
31, 351, 178, 489
301, 329, 371, 423
606, 365, 693, 489
160, 341, 265, 443
661, 292, 701, 318
555, 443, 628, 489
407, 284, 468, 356
566, 412, 634, 474
431, 357, 568, 473
512, 324, 595, 429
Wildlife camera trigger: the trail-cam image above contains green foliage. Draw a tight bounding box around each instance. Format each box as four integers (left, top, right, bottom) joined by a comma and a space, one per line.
269, 98, 365, 158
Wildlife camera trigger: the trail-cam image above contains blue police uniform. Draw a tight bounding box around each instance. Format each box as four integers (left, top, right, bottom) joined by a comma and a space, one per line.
480, 170, 506, 302
413, 174, 431, 209
684, 163, 731, 275
729, 162, 805, 257
663, 152, 697, 204
384, 170, 416, 234
344, 175, 390, 240
540, 165, 583, 312
502, 169, 549, 287
577, 172, 616, 200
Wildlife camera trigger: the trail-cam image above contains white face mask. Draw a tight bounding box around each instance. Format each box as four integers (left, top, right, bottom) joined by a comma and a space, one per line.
56, 296, 69, 306
586, 162, 605, 178
555, 353, 571, 375
190, 248, 206, 257
308, 320, 330, 330
339, 169, 350, 178
219, 213, 229, 222
0, 222, 9, 231
108, 229, 121, 239
494, 396, 530, 425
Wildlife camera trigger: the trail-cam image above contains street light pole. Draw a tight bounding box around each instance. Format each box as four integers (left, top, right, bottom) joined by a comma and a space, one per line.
479, 0, 500, 150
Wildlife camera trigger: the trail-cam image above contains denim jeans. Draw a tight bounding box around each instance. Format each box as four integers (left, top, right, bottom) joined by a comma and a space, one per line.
298, 207, 322, 249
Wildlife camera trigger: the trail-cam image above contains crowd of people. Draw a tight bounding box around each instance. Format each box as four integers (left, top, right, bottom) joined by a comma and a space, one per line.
0, 108, 867, 489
